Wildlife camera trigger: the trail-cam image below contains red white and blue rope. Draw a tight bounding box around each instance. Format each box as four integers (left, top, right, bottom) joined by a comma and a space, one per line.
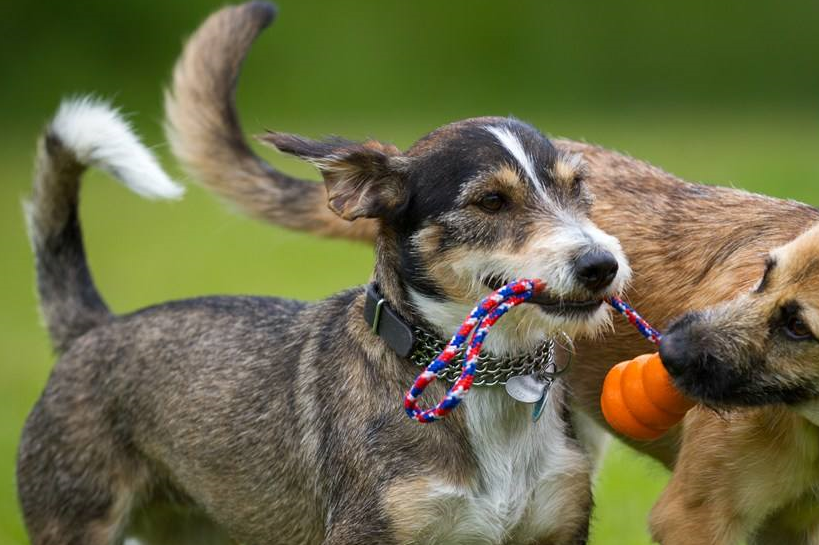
606, 296, 662, 345
403, 280, 662, 423
404, 279, 545, 423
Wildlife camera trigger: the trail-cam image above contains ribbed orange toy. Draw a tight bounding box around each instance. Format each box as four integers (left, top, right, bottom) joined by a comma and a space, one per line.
600, 352, 695, 440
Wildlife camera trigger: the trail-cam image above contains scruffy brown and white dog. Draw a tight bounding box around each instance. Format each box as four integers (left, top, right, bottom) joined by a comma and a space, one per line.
650, 225, 819, 544
15, 6, 632, 544
165, 2, 819, 543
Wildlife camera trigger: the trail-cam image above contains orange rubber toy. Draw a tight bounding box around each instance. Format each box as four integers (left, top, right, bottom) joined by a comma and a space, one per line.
600, 352, 695, 441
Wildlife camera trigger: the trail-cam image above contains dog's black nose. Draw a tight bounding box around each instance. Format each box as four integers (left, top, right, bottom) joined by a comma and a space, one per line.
574, 250, 619, 292
659, 326, 692, 379
659, 312, 709, 378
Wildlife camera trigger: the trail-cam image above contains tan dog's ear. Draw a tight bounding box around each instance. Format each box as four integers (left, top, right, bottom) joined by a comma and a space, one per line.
258, 132, 407, 221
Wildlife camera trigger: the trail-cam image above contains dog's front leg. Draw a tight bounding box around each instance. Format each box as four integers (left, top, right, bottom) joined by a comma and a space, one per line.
321, 502, 399, 545
749, 493, 819, 545
649, 476, 745, 545
323, 527, 397, 545
648, 409, 749, 545
750, 524, 819, 545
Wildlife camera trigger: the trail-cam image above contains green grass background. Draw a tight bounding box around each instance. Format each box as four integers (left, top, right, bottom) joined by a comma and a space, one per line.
1, 1, 819, 543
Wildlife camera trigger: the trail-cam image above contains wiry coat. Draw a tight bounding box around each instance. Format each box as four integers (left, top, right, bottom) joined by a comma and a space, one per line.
18, 99, 596, 545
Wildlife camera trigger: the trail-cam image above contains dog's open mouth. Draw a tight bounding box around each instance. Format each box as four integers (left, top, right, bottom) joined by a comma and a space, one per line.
486, 276, 604, 316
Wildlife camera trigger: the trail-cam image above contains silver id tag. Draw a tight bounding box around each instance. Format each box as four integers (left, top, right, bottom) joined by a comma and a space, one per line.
505, 334, 568, 422
505, 374, 552, 422
505, 373, 548, 404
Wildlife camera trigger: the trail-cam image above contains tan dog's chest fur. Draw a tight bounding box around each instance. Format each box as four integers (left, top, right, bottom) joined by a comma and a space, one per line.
652, 407, 819, 544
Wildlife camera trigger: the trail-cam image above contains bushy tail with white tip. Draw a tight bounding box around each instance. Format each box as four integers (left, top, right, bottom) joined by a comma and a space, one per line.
25, 97, 183, 352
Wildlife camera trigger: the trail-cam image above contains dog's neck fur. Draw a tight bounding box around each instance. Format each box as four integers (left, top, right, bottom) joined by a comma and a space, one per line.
371, 228, 550, 360
372, 228, 422, 325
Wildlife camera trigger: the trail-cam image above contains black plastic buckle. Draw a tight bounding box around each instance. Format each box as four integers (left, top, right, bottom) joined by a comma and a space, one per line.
363, 284, 416, 358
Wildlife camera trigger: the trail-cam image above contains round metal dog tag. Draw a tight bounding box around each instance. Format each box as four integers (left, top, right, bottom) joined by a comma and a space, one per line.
505, 374, 547, 404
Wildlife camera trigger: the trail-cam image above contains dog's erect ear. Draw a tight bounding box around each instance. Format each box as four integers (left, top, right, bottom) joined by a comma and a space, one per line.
259, 132, 407, 221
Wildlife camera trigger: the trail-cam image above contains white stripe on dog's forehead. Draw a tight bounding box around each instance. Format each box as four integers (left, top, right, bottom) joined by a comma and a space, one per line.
484, 125, 545, 198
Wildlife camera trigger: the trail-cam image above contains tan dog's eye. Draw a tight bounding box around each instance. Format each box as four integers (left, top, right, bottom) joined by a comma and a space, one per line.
785, 315, 813, 341
477, 193, 506, 213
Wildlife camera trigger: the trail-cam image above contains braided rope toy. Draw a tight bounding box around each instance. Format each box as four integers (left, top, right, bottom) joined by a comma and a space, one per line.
404, 279, 544, 423
606, 296, 662, 345
403, 280, 693, 431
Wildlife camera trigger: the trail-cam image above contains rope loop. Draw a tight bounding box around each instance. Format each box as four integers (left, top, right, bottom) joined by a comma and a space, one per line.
403, 284, 662, 423
403, 279, 544, 423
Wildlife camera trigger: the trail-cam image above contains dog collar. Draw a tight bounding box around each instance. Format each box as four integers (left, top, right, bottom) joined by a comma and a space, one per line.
364, 283, 555, 386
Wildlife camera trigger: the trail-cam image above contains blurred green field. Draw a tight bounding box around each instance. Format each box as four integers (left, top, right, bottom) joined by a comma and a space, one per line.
2, 1, 819, 543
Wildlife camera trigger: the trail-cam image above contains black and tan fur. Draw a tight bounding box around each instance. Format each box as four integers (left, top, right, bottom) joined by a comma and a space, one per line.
164, 3, 819, 542
16, 5, 634, 544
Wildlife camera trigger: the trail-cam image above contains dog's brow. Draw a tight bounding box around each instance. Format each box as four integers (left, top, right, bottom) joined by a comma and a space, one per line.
484, 126, 542, 192
456, 169, 522, 206
490, 165, 525, 189
553, 153, 586, 188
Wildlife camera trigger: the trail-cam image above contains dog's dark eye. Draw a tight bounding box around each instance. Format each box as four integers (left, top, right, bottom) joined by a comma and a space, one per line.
785, 315, 813, 341
477, 193, 506, 213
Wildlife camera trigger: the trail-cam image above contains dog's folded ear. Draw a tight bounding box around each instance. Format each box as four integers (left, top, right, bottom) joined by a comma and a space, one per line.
259, 132, 408, 221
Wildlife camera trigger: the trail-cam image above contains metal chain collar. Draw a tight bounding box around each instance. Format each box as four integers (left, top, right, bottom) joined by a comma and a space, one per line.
409, 326, 555, 387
